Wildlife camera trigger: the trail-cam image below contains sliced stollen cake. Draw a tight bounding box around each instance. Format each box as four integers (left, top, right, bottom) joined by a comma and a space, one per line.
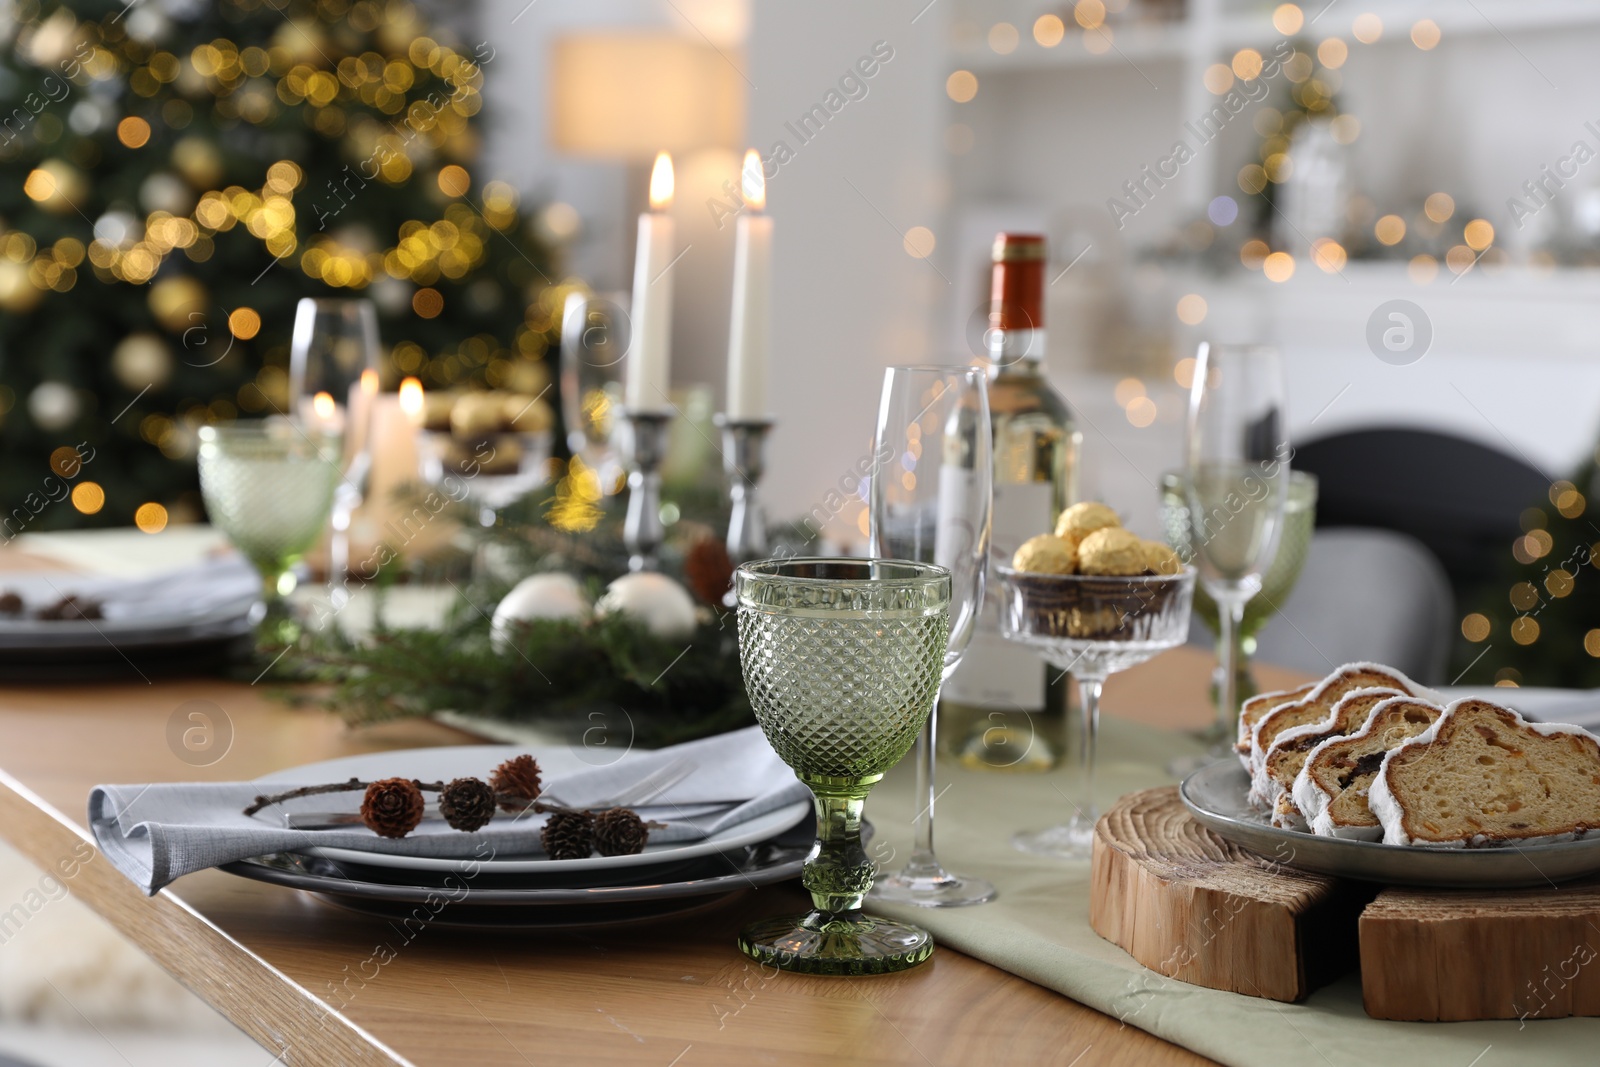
1252, 687, 1405, 827
1369, 699, 1600, 848
1248, 663, 1436, 778
1292, 696, 1444, 839
1234, 683, 1315, 770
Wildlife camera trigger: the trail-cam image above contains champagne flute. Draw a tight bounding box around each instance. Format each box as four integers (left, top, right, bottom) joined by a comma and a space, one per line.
288, 297, 380, 602
735, 558, 950, 975
560, 289, 629, 491
867, 366, 996, 907
1183, 342, 1290, 761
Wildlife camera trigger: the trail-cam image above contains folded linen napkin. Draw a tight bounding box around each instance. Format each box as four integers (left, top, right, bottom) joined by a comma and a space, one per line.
0, 554, 260, 621
89, 726, 809, 894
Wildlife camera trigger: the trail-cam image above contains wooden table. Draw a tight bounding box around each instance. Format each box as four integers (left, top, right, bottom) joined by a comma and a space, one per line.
0, 645, 1303, 1067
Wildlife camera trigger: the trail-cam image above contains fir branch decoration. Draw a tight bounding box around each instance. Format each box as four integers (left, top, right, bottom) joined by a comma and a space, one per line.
292, 608, 754, 749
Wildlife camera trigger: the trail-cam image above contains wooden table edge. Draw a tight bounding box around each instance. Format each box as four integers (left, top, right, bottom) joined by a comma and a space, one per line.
0, 767, 415, 1067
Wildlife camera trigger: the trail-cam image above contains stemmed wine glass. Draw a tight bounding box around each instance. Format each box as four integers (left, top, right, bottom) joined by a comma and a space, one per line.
867, 366, 996, 907
287, 297, 380, 602
735, 558, 950, 974
197, 421, 341, 641
1160, 469, 1317, 718
1182, 342, 1290, 764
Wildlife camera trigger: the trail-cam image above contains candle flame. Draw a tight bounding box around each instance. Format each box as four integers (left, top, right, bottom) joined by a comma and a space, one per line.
359, 367, 379, 396
312, 391, 337, 420
741, 149, 765, 211
648, 151, 674, 210
398, 377, 424, 420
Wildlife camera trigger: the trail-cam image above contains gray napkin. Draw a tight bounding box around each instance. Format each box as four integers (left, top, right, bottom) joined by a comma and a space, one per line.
89, 726, 809, 894
1, 554, 260, 621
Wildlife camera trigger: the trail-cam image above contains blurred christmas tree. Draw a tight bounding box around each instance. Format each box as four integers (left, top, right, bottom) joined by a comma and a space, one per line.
0, 0, 568, 530
1453, 465, 1600, 689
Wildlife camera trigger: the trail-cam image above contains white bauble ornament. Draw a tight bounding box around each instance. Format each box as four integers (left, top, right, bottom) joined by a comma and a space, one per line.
595, 573, 697, 640
140, 172, 195, 215
490, 573, 590, 653
28, 382, 78, 431
111, 333, 173, 390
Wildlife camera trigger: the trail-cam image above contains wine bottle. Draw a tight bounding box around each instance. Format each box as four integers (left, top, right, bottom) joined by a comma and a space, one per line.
942, 232, 1082, 771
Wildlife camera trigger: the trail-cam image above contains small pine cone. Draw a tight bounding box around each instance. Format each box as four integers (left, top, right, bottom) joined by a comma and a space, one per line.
490, 754, 543, 813
684, 536, 735, 606
593, 807, 649, 856
438, 777, 496, 832
361, 778, 425, 838
540, 810, 595, 860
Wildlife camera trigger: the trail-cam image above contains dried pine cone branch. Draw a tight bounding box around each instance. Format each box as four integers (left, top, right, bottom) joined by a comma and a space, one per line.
361, 778, 427, 838
242, 778, 366, 817
541, 810, 595, 860
490, 755, 543, 813
438, 777, 496, 832
593, 807, 649, 856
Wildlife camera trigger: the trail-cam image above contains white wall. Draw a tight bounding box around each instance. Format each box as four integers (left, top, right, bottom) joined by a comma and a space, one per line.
743, 2, 951, 536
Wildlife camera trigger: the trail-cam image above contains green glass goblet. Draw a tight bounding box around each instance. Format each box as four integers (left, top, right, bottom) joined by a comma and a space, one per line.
197, 422, 342, 641
735, 557, 951, 976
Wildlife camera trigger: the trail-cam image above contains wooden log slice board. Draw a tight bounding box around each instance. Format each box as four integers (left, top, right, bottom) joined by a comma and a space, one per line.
1092, 786, 1600, 1021
1090, 786, 1374, 1003
1361, 882, 1600, 1021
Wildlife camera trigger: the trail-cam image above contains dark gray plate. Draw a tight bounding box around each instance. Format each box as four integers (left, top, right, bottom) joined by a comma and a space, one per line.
218, 816, 847, 927
1180, 761, 1600, 888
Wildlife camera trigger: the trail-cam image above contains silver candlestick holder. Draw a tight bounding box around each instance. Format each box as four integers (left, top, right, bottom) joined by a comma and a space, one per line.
622, 409, 672, 572
716, 415, 773, 564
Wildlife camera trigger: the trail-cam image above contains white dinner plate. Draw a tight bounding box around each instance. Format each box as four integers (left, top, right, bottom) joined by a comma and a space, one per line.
1180, 761, 1600, 888
257, 744, 812, 876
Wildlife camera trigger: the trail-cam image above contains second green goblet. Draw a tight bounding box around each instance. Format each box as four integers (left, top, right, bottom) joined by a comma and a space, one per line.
735, 557, 950, 975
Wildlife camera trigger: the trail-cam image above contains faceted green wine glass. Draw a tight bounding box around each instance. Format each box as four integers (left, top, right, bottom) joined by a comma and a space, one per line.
735, 557, 951, 975
197, 422, 341, 640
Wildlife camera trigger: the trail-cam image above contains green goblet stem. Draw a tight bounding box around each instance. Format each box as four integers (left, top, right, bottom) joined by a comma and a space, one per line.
800, 780, 874, 915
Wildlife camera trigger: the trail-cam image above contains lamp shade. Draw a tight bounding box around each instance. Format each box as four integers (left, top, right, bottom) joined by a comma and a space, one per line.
549, 34, 745, 160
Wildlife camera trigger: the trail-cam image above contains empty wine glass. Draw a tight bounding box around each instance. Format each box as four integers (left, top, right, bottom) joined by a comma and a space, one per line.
868, 366, 996, 908
1182, 342, 1290, 763
287, 297, 380, 602
1160, 469, 1318, 715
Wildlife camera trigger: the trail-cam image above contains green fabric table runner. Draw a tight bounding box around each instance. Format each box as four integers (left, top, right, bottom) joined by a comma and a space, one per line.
866, 714, 1597, 1067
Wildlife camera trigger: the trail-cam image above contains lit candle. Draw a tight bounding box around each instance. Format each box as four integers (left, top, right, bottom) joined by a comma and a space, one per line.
398, 376, 424, 426
627, 151, 676, 411
349, 367, 379, 456
726, 149, 771, 421
308, 389, 345, 436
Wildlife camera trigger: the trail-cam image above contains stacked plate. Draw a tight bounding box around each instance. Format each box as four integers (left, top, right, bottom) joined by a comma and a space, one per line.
0, 556, 261, 679
221, 745, 819, 928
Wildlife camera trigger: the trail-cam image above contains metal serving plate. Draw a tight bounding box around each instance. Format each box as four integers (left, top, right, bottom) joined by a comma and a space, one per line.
1180, 761, 1600, 889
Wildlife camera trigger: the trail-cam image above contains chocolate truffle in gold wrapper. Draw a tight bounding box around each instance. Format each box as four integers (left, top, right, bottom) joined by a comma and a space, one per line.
1012, 534, 1077, 575
1140, 540, 1182, 575
450, 392, 506, 437
1077, 527, 1146, 576
1055, 501, 1120, 541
